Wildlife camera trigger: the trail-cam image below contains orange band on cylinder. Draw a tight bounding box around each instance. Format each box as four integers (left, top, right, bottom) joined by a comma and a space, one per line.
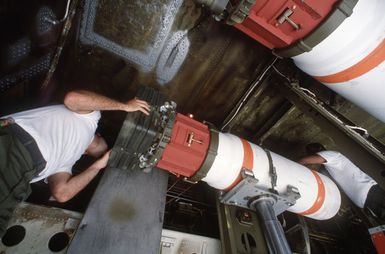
223, 139, 254, 191
314, 39, 385, 83
299, 170, 326, 216
241, 139, 254, 170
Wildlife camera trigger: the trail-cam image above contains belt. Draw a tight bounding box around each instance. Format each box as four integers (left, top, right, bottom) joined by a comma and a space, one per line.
1, 119, 47, 174
0, 117, 14, 127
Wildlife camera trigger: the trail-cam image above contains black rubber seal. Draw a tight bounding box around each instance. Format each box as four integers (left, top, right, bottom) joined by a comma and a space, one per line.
187, 129, 219, 183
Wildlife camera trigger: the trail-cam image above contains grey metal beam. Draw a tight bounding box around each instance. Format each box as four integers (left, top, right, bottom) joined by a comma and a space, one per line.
67, 167, 168, 254
276, 80, 385, 188
68, 86, 169, 253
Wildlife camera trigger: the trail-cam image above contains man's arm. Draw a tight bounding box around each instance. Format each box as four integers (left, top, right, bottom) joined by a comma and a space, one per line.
48, 150, 111, 203
298, 154, 327, 165
64, 90, 150, 115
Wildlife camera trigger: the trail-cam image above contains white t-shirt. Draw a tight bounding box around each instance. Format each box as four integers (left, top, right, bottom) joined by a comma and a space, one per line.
7, 105, 101, 182
318, 150, 376, 208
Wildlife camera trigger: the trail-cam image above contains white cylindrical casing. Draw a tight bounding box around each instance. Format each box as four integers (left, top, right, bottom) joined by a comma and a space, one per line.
202, 133, 244, 190
292, 0, 385, 123
202, 133, 341, 220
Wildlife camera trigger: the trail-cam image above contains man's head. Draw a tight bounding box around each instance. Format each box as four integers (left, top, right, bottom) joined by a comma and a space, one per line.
305, 143, 326, 155
85, 134, 108, 158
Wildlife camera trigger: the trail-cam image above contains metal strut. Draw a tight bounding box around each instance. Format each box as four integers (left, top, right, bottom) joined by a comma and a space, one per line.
252, 197, 292, 254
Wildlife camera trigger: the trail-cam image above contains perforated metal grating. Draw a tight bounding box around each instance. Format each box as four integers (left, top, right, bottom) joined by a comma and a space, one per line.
6, 38, 31, 67
79, 0, 183, 72
0, 53, 52, 92
156, 30, 190, 85
36, 6, 57, 35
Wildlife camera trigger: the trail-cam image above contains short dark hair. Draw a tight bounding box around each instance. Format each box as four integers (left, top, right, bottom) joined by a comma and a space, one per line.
306, 143, 326, 155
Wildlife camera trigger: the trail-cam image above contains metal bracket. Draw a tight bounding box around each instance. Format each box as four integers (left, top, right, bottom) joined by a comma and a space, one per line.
187, 132, 204, 146
276, 8, 300, 30
225, 0, 257, 25
219, 170, 300, 216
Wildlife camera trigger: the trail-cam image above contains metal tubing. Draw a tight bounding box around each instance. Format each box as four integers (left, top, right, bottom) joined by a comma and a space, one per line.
253, 198, 291, 254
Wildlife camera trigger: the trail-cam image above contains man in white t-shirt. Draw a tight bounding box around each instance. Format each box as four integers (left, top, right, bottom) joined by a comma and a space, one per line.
0, 90, 150, 236
298, 143, 385, 220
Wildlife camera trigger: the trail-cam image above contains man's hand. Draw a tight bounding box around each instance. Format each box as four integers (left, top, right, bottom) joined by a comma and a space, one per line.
125, 98, 151, 115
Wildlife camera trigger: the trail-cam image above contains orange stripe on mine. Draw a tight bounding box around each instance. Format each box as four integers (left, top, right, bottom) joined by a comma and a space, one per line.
223, 139, 254, 191
299, 170, 326, 216
314, 39, 385, 83
241, 139, 254, 170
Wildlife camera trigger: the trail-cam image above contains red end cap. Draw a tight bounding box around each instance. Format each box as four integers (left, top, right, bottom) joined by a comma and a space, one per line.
156, 113, 210, 177
235, 0, 337, 49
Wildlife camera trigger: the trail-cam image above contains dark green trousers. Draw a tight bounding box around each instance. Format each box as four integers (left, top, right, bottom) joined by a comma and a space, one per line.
365, 185, 385, 222
0, 127, 37, 237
